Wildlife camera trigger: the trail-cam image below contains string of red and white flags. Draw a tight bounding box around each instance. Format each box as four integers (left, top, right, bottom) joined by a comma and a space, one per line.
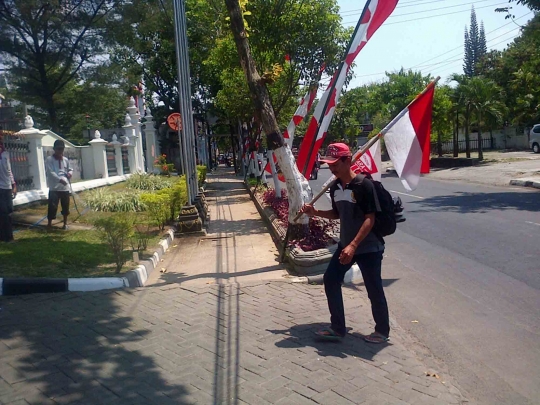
265, 0, 435, 192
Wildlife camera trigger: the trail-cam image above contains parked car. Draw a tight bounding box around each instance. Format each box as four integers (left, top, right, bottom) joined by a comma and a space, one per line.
530, 124, 540, 153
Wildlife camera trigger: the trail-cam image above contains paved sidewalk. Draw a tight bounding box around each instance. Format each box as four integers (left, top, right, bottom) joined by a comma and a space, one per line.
0, 168, 466, 404
146, 168, 288, 287
0, 281, 465, 404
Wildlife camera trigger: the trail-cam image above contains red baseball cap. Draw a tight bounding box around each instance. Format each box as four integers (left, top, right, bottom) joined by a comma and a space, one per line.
319, 143, 352, 164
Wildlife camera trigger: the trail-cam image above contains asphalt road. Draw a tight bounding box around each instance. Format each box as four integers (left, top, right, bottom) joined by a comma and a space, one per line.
308, 167, 540, 405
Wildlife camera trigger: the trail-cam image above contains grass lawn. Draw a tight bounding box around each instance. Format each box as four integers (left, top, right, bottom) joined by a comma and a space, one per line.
0, 227, 163, 278
6, 178, 172, 278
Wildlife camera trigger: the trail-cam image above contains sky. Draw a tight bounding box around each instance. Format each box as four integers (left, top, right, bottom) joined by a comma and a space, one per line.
336, 0, 534, 89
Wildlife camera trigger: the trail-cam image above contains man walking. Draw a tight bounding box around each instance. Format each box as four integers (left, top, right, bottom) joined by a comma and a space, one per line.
45, 140, 73, 230
300, 143, 390, 343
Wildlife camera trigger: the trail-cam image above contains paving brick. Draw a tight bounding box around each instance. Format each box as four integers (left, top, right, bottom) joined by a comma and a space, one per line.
312, 389, 356, 404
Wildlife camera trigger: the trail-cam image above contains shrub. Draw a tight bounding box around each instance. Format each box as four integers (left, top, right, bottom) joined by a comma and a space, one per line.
196, 165, 207, 185
126, 173, 173, 191
84, 188, 145, 212
155, 175, 189, 221
93, 214, 135, 273
130, 219, 153, 252
154, 154, 175, 176
140, 193, 169, 230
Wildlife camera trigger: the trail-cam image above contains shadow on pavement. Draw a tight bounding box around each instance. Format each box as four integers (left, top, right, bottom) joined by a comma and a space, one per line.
150, 263, 283, 287
0, 290, 189, 404
268, 323, 390, 360
407, 191, 540, 213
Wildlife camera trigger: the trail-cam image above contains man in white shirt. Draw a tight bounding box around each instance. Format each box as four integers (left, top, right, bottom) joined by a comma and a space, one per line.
45, 140, 73, 230
0, 127, 17, 242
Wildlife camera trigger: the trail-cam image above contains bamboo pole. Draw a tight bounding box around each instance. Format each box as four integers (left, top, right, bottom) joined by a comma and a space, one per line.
292, 77, 440, 223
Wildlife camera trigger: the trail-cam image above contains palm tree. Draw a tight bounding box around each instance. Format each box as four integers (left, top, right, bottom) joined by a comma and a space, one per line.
463, 77, 507, 160
450, 74, 472, 158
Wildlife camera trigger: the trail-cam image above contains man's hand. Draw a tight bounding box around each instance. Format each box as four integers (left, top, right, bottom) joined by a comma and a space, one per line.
339, 244, 357, 265
11, 186, 17, 199
59, 179, 67, 185
300, 204, 316, 217
67, 172, 72, 179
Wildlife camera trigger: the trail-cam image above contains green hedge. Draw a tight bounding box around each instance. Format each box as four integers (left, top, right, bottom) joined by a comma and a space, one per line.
197, 165, 207, 185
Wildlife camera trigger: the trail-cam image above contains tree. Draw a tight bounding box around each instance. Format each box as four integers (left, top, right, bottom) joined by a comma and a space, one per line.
462, 77, 506, 160
432, 85, 454, 156
224, 0, 312, 234
450, 74, 472, 157
0, 0, 120, 131
463, 7, 486, 78
478, 14, 540, 126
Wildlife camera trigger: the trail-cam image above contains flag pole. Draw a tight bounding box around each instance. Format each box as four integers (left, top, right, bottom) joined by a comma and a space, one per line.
292, 77, 440, 223
300, 0, 373, 177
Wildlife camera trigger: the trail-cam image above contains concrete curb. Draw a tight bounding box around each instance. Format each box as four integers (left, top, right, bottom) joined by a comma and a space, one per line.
0, 228, 175, 296
509, 178, 540, 189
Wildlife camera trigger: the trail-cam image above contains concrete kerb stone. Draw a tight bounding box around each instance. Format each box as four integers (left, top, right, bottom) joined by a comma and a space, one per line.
0, 228, 175, 295
509, 178, 540, 189
124, 228, 175, 287
246, 182, 362, 281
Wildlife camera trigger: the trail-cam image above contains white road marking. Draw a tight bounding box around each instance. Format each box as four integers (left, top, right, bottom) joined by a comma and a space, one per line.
388, 189, 425, 199
525, 221, 540, 227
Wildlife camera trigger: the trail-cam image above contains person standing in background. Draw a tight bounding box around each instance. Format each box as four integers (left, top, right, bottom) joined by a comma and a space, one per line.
0, 127, 17, 242
45, 140, 73, 230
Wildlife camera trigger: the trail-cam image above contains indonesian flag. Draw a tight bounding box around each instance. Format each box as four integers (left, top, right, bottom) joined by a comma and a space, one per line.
296, 0, 399, 176
283, 87, 318, 148
351, 139, 382, 181
383, 83, 434, 191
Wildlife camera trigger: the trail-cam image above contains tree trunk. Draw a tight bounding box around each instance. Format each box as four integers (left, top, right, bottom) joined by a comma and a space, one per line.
465, 104, 471, 158
224, 0, 311, 231
477, 112, 483, 161
453, 110, 459, 157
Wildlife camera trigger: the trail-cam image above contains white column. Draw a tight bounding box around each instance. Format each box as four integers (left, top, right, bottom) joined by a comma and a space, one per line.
122, 113, 138, 172
128, 97, 145, 172
111, 135, 123, 176
89, 130, 108, 179
18, 116, 47, 192
144, 108, 159, 174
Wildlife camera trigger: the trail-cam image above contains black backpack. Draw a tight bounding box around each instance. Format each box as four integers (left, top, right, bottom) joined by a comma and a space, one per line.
359, 174, 404, 238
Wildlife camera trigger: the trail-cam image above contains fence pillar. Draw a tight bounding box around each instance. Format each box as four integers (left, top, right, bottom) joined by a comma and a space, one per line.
111, 135, 124, 176
89, 130, 108, 179
18, 116, 47, 192
128, 98, 145, 172
144, 108, 159, 174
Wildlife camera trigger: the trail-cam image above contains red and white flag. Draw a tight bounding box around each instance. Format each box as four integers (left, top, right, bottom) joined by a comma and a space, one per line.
296, 0, 399, 176
383, 83, 434, 191
351, 139, 382, 181
283, 87, 318, 148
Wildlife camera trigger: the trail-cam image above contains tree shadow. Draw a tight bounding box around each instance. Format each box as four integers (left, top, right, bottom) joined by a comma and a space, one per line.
267, 322, 390, 361
0, 289, 191, 404
407, 191, 540, 214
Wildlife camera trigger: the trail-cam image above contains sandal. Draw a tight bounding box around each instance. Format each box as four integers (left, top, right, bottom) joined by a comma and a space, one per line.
315, 327, 344, 341
363, 332, 389, 344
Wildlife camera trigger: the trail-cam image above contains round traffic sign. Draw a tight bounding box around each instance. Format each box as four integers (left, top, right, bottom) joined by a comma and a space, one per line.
167, 113, 182, 131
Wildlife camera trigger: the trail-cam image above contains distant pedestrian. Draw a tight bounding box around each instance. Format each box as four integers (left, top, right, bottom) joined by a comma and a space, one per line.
45, 140, 73, 230
300, 143, 390, 343
0, 128, 17, 242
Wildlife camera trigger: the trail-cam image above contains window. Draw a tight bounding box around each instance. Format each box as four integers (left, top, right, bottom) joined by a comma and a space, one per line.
533, 126, 540, 134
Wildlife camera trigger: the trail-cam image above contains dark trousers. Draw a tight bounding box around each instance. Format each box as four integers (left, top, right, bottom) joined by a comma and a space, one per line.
0, 189, 14, 242
323, 245, 389, 337
48, 190, 70, 221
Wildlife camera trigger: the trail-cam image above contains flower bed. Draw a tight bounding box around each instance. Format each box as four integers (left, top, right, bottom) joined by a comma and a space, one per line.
259, 188, 337, 252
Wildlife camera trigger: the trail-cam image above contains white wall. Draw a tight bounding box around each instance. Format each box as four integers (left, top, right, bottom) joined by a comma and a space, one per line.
81, 146, 95, 180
